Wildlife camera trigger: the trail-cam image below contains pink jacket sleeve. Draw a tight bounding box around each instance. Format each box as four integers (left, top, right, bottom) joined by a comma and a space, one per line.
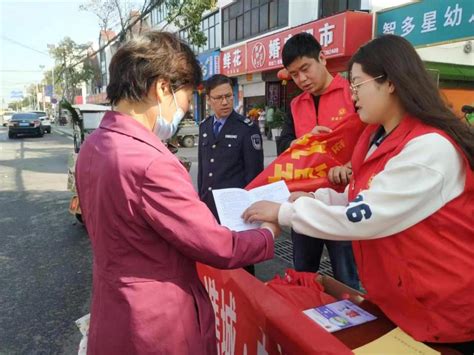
139, 155, 274, 269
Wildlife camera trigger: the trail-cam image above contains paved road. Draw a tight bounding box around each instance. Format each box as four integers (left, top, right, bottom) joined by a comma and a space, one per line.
0, 127, 90, 354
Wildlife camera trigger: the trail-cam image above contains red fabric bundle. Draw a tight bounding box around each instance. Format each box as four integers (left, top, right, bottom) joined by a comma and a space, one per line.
267, 269, 336, 311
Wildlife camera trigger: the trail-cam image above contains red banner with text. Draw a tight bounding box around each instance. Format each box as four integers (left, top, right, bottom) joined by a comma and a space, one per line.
246, 114, 366, 192
197, 264, 351, 355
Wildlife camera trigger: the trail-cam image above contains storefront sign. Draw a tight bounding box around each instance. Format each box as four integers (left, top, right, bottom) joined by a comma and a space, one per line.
246, 13, 348, 73
376, 0, 474, 47
198, 50, 221, 81
220, 44, 247, 76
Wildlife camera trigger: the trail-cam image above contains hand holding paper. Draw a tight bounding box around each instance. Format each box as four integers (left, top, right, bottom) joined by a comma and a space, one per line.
242, 201, 281, 224
212, 180, 289, 231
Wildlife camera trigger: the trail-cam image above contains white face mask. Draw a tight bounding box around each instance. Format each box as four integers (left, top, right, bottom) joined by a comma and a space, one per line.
155, 88, 186, 141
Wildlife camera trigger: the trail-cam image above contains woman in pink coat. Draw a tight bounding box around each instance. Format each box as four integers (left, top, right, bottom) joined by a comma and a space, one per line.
75, 31, 279, 354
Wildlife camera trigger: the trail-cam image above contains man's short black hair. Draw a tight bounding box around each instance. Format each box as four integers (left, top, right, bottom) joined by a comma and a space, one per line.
282, 33, 322, 68
205, 74, 233, 95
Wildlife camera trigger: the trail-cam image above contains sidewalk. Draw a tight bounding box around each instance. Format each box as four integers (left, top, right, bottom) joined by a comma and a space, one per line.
52, 123, 74, 138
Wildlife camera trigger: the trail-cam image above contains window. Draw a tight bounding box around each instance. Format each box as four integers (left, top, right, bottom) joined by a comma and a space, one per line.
100, 53, 107, 85
244, 11, 251, 37
229, 18, 236, 43
278, 0, 288, 27
269, 1, 278, 28
151, 1, 167, 25
319, 0, 361, 18
236, 15, 244, 40
222, 0, 288, 47
259, 3, 268, 32
178, 11, 220, 54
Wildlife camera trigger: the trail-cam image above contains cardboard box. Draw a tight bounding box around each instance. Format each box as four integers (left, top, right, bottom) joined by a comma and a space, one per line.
318, 275, 462, 354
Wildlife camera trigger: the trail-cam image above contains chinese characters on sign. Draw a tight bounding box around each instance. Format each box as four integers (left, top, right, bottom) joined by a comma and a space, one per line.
197, 264, 351, 354
219, 11, 372, 76
377, 0, 473, 47
221, 45, 247, 76
246, 14, 346, 73
204, 276, 237, 355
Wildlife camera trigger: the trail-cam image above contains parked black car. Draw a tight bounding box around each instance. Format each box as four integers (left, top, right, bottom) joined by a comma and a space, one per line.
8, 113, 44, 139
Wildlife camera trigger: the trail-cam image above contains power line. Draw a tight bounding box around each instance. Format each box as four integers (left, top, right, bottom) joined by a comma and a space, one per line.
1, 35, 50, 56
0, 70, 44, 72
57, 1, 157, 77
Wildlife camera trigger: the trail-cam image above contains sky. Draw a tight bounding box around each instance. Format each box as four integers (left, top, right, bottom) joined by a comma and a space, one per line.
0, 0, 102, 106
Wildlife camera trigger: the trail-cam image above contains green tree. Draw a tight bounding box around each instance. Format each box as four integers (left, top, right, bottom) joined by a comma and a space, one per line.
49, 37, 95, 102
165, 0, 217, 47
80, 0, 217, 47
7, 102, 18, 111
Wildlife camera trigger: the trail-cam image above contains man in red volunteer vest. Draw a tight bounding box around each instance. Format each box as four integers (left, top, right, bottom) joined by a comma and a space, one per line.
277, 33, 359, 290
243, 35, 474, 352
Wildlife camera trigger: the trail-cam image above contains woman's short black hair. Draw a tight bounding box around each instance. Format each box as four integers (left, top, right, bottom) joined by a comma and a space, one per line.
107, 31, 202, 106
282, 32, 322, 68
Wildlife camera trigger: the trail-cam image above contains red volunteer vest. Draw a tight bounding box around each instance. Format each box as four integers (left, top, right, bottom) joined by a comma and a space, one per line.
290, 74, 354, 138
349, 115, 474, 343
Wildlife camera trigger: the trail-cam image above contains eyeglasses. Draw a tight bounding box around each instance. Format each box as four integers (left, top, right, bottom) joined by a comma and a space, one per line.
210, 93, 233, 103
350, 75, 385, 96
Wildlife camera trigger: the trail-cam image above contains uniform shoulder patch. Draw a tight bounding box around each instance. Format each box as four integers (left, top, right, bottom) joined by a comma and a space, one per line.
243, 118, 254, 126
200, 116, 211, 125
235, 113, 255, 127
251, 134, 262, 150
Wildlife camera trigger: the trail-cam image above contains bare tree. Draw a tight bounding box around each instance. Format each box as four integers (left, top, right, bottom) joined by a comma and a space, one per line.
79, 0, 117, 31
81, 0, 154, 41
81, 0, 217, 47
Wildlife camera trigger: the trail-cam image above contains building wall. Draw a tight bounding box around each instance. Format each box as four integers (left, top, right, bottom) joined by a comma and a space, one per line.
441, 88, 474, 118
417, 41, 473, 66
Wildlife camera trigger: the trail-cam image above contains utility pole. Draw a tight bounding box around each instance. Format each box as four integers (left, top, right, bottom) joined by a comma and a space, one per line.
47, 44, 56, 103
39, 65, 46, 111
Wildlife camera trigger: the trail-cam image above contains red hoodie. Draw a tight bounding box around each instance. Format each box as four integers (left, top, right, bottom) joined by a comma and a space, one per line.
290, 74, 355, 138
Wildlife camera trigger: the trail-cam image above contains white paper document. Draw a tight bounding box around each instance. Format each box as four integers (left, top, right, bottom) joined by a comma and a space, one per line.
212, 180, 290, 231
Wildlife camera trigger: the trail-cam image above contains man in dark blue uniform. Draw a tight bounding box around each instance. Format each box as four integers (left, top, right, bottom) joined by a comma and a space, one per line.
198, 74, 264, 274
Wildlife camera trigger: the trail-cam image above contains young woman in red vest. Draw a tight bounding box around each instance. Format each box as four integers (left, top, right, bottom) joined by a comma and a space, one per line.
243, 35, 474, 350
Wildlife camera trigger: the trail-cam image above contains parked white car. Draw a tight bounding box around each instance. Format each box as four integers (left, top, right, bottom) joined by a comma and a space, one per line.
29, 111, 51, 133
1, 111, 16, 126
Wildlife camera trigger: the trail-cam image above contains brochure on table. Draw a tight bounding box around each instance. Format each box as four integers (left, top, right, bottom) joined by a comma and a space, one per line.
303, 300, 377, 333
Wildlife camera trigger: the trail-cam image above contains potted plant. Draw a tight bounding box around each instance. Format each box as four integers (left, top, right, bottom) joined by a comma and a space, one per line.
267, 108, 286, 140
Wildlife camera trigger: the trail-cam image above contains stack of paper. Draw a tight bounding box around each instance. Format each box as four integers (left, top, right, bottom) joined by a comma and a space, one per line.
353, 327, 440, 355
